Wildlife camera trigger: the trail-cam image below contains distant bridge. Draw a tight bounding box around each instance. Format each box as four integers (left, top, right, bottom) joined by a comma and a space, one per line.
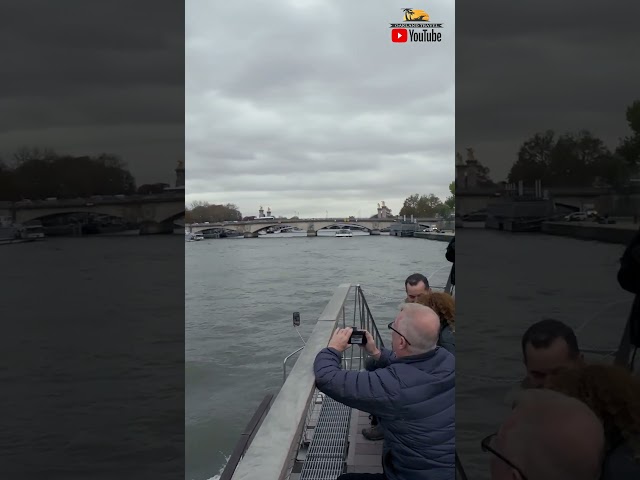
456, 186, 609, 216
5, 192, 184, 234
188, 217, 449, 237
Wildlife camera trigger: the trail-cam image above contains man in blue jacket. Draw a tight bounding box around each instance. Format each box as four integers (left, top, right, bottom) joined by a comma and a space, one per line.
313, 303, 455, 480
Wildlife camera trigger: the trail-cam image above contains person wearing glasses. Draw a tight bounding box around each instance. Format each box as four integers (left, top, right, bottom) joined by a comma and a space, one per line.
362, 273, 435, 442
482, 388, 605, 480
313, 303, 455, 480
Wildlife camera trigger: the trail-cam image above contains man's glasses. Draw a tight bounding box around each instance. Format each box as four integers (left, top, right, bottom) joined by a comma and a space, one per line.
481, 433, 528, 480
387, 322, 411, 345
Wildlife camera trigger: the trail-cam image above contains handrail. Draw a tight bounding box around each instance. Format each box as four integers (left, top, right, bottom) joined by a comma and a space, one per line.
283, 346, 304, 382
220, 394, 274, 480
354, 284, 385, 350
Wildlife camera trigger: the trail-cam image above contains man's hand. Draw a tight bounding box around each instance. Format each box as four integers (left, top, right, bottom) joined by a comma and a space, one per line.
363, 331, 381, 358
328, 327, 353, 353
327, 328, 381, 358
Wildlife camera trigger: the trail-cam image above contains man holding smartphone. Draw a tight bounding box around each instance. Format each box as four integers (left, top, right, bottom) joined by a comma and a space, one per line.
313, 303, 455, 480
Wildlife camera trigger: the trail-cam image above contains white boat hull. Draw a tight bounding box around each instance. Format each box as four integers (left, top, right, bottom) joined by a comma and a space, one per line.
317, 230, 369, 237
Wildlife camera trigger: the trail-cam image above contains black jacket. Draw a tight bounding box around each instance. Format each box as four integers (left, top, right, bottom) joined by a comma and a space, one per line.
445, 237, 455, 286
618, 229, 640, 347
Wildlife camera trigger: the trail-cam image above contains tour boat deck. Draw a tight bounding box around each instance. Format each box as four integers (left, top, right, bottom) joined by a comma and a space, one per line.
345, 409, 384, 474
226, 280, 455, 480
288, 406, 383, 480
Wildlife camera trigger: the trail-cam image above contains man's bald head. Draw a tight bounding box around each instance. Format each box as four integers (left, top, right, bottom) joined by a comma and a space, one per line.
396, 303, 440, 355
491, 389, 605, 480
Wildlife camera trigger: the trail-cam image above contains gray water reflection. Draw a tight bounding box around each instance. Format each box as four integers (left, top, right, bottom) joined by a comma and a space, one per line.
185, 235, 452, 480
1, 236, 184, 480
456, 229, 633, 480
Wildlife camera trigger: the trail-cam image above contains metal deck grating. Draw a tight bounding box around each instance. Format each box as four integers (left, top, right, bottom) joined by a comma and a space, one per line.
299, 395, 352, 480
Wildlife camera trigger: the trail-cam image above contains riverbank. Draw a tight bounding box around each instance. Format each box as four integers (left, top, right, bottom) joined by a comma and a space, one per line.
413, 231, 454, 242
0, 237, 37, 246
542, 221, 637, 245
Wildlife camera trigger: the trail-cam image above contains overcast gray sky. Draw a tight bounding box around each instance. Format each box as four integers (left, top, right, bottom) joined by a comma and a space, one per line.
0, 0, 183, 186
186, 0, 455, 219
455, 0, 640, 183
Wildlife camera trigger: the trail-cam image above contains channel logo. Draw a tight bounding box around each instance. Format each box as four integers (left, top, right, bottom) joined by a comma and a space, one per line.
391, 28, 407, 43
389, 8, 444, 44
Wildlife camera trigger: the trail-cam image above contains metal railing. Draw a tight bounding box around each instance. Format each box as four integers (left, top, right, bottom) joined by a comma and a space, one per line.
343, 285, 385, 373
283, 346, 305, 383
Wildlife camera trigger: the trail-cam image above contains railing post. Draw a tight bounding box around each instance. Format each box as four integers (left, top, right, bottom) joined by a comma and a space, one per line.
283, 346, 305, 384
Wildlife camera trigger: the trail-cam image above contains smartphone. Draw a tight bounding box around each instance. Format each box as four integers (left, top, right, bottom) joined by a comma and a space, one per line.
348, 328, 367, 345
293, 312, 300, 327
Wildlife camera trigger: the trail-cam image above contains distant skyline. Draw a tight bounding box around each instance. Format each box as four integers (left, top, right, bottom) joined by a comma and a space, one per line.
455, 0, 640, 183
0, 1, 183, 187
185, 0, 455, 218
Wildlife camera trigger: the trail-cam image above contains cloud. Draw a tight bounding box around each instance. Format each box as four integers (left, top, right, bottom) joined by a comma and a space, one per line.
455, 0, 640, 182
0, 0, 184, 185
186, 0, 455, 218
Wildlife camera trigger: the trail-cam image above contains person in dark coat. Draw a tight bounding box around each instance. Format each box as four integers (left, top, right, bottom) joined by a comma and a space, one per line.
313, 303, 455, 480
416, 291, 455, 356
617, 228, 640, 368
445, 236, 455, 286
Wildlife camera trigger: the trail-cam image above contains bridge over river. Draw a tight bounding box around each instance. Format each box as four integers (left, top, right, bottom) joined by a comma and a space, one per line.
188, 217, 451, 237
1, 192, 184, 234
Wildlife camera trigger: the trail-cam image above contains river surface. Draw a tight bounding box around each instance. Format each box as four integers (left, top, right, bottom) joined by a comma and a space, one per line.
455, 229, 633, 480
1, 235, 184, 480
4, 231, 630, 480
185, 235, 453, 480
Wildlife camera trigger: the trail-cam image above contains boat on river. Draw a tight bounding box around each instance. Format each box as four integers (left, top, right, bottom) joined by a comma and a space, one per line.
0, 217, 44, 245
186, 232, 205, 241
335, 229, 353, 238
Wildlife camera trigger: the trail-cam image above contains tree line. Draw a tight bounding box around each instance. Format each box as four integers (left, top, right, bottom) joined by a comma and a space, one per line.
507, 100, 640, 189
0, 148, 137, 200
399, 181, 455, 218
185, 201, 242, 223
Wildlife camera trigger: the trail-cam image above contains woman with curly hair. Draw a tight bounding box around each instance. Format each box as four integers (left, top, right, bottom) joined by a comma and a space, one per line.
545, 364, 640, 479
415, 291, 455, 355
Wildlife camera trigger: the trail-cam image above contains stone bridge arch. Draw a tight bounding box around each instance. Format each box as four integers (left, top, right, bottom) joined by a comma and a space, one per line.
188, 218, 397, 236
16, 202, 184, 225
16, 206, 130, 224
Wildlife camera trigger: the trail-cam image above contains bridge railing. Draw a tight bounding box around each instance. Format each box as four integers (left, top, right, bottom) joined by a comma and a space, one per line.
187, 218, 399, 227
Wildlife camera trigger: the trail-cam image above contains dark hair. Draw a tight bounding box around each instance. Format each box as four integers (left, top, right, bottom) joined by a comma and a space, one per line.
405, 273, 429, 291
521, 318, 580, 361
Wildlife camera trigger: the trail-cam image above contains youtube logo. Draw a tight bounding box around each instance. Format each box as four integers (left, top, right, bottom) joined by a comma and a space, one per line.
391, 28, 407, 43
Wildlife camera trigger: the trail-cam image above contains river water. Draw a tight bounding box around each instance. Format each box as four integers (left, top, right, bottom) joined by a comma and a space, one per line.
1, 235, 184, 480
3, 231, 629, 480
185, 235, 453, 480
